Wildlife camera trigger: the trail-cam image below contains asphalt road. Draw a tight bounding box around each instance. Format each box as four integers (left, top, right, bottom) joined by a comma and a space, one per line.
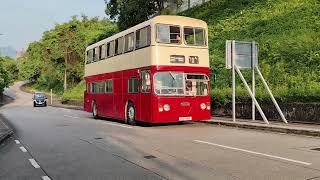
0, 82, 320, 180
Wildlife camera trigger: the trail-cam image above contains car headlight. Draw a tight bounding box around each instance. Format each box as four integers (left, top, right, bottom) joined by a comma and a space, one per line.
163, 104, 170, 111
200, 103, 206, 110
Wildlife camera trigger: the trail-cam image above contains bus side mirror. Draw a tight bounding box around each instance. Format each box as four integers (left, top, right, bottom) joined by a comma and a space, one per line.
213, 74, 217, 82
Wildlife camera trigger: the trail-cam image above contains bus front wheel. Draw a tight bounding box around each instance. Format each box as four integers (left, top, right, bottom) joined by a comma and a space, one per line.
127, 102, 136, 126
92, 101, 99, 119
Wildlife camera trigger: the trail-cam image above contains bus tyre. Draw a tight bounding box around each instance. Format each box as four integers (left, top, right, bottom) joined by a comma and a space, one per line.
127, 103, 136, 126
92, 101, 98, 119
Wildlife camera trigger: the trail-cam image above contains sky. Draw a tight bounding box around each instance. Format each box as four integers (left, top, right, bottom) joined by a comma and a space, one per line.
0, 0, 107, 50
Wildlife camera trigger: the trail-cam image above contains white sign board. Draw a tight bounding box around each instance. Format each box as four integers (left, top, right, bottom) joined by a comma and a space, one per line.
226, 40, 258, 69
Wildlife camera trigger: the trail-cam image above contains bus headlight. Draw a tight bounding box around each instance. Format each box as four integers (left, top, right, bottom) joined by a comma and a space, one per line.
200, 103, 206, 110
163, 104, 170, 111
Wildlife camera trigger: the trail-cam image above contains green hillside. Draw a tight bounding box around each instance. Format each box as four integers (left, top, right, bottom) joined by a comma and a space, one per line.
181, 0, 320, 104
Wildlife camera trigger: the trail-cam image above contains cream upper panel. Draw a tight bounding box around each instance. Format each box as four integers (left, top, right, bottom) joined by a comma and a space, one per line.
85, 45, 209, 77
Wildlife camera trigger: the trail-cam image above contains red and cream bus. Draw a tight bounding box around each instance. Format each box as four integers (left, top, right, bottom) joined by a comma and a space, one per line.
84, 15, 210, 125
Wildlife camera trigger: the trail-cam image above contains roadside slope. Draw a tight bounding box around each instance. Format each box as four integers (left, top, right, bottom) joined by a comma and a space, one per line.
181, 0, 320, 104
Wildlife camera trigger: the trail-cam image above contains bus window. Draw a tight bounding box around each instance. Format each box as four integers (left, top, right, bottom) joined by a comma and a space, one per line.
136, 26, 151, 49
97, 82, 105, 93
100, 45, 106, 59
115, 37, 124, 55
107, 41, 115, 57
141, 71, 151, 93
154, 72, 184, 95
128, 78, 138, 93
185, 74, 209, 96
156, 24, 181, 44
92, 82, 97, 93
94, 47, 100, 61
106, 80, 113, 93
184, 27, 206, 46
125, 33, 134, 52
87, 49, 93, 64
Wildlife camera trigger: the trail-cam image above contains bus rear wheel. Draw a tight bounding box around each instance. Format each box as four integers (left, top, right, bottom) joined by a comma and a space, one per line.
127, 102, 136, 126
92, 101, 99, 119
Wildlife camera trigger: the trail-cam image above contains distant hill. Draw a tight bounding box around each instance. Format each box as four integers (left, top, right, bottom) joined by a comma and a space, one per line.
0, 46, 16, 58
181, 0, 320, 103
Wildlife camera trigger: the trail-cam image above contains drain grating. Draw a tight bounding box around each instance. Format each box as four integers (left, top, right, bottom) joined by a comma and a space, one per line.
144, 155, 156, 159
94, 137, 103, 140
311, 148, 320, 151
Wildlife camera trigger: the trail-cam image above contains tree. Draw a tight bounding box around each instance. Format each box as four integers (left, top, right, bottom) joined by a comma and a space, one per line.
105, 0, 182, 30
0, 57, 14, 101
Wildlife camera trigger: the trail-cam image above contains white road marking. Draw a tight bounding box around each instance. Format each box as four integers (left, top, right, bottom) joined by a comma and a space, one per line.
28, 159, 40, 168
63, 115, 80, 119
19, 146, 27, 153
15, 140, 20, 144
42, 176, 51, 180
104, 122, 133, 129
194, 140, 312, 166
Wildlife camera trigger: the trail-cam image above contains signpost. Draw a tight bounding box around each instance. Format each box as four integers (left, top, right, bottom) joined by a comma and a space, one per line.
226, 40, 287, 124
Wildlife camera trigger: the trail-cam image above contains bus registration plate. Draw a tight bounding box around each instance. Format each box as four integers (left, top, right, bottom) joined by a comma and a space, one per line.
179, 117, 192, 121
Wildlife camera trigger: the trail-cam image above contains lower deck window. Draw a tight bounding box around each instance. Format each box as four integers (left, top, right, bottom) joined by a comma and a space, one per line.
154, 72, 209, 96
154, 72, 184, 95
128, 78, 138, 93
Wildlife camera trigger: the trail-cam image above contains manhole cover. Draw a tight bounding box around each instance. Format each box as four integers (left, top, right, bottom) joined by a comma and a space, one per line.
94, 137, 103, 140
311, 148, 320, 151
144, 155, 156, 159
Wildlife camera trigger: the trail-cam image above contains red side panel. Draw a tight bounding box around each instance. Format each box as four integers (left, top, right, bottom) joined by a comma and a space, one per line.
84, 65, 211, 123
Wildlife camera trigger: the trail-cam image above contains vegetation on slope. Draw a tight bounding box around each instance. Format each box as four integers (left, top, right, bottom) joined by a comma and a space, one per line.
181, 0, 320, 104
0, 56, 17, 100
18, 16, 118, 99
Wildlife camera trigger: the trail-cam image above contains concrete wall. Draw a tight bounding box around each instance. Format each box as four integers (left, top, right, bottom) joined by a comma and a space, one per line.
213, 102, 320, 123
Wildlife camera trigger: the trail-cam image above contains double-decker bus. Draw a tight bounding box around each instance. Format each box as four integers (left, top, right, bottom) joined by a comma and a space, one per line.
84, 15, 210, 125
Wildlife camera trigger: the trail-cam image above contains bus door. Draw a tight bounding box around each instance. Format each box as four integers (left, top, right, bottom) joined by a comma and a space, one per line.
139, 70, 152, 121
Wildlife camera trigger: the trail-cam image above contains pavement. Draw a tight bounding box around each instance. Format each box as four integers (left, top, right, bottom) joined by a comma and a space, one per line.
1, 82, 320, 180
205, 117, 320, 137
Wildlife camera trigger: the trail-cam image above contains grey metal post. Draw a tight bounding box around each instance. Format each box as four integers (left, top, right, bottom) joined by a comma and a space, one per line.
255, 67, 288, 124
252, 42, 255, 121
50, 89, 53, 105
232, 41, 236, 122
235, 66, 269, 124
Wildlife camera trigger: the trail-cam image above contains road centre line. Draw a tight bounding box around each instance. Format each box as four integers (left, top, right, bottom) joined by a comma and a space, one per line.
194, 140, 312, 166
29, 159, 41, 168
19, 146, 27, 153
15, 140, 20, 144
42, 176, 51, 180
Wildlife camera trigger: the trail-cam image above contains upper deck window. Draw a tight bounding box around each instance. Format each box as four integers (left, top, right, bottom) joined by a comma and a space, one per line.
156, 24, 181, 44
136, 26, 151, 49
115, 37, 124, 55
86, 49, 93, 64
184, 27, 206, 46
94, 47, 100, 61
107, 41, 115, 57
125, 33, 135, 52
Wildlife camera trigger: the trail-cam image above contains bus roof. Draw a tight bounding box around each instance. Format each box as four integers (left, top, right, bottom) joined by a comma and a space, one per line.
86, 15, 207, 50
